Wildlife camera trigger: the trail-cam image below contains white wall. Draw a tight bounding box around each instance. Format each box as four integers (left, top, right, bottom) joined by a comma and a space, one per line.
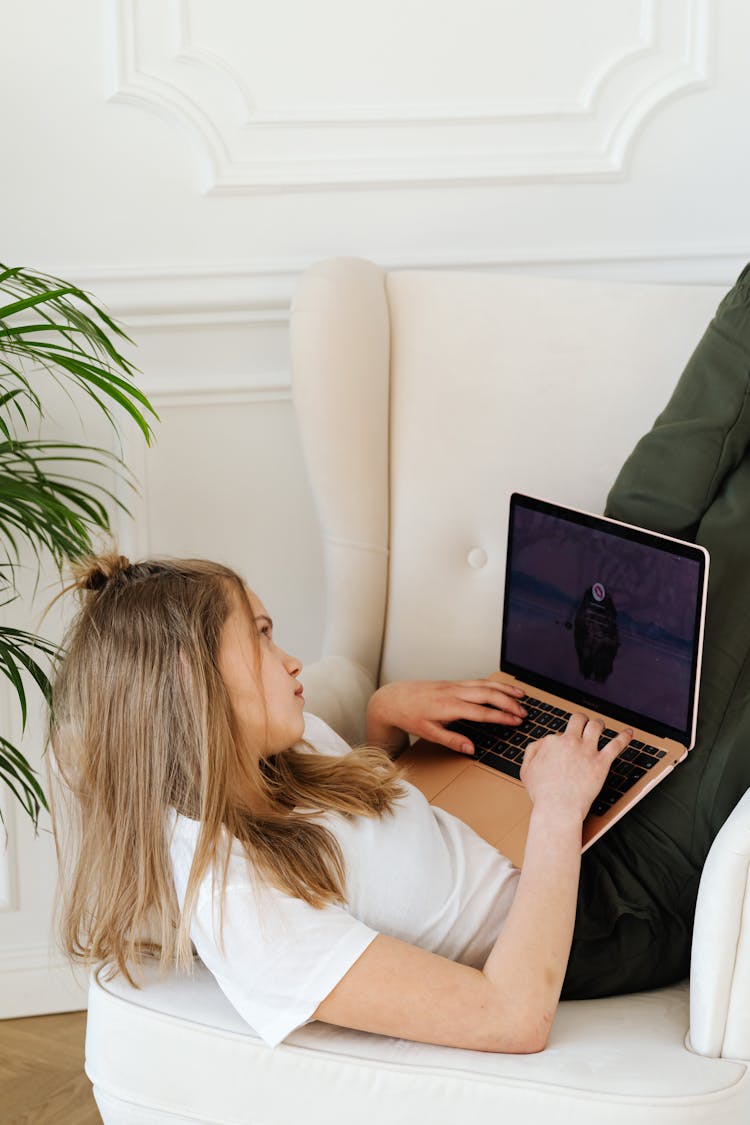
1, 0, 749, 1015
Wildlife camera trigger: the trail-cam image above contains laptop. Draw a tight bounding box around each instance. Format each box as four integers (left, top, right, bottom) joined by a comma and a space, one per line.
398, 493, 709, 867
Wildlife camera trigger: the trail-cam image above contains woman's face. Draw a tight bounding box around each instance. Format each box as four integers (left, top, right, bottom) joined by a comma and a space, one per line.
218, 586, 305, 759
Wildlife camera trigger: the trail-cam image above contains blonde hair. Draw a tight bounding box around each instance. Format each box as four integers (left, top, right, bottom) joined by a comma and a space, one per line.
49, 553, 405, 986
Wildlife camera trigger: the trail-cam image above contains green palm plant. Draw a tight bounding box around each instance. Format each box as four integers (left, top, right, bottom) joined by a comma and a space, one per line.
0, 262, 157, 830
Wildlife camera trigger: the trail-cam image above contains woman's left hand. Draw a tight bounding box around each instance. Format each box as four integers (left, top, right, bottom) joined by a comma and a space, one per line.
365, 679, 527, 756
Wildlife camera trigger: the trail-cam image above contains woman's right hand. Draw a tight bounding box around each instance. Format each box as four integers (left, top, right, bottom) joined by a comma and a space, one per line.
520, 714, 632, 822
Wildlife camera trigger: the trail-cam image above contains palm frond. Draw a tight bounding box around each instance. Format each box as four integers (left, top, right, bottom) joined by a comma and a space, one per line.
0, 263, 158, 828
0, 735, 49, 831
0, 438, 130, 589
0, 263, 159, 442
0, 626, 56, 727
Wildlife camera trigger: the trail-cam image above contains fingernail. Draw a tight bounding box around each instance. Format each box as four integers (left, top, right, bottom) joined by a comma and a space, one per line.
462, 742, 474, 755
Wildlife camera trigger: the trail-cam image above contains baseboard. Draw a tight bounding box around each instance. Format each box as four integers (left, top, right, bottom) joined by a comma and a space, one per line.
0, 947, 89, 1018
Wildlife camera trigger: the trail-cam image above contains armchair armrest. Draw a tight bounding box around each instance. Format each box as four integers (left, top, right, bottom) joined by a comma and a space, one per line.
301, 655, 375, 747
689, 787, 750, 1059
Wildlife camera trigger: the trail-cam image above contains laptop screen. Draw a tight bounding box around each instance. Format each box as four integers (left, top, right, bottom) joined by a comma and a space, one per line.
501, 494, 708, 744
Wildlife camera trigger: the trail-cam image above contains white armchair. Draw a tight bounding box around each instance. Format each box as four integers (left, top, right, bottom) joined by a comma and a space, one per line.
86, 259, 750, 1123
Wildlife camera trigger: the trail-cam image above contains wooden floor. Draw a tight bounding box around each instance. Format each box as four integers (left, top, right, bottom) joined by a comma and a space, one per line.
0, 1009, 100, 1124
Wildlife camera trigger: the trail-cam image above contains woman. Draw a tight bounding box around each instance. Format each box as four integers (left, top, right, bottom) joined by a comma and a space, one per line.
50, 552, 630, 1054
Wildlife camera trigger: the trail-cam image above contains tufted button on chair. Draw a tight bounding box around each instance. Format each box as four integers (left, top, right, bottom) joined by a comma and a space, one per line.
86, 259, 750, 1123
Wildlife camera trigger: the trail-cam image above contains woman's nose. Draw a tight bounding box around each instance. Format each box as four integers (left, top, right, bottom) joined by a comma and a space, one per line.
284, 650, 302, 676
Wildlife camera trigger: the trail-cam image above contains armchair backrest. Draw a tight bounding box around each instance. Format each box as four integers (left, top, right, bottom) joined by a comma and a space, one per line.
291, 258, 724, 687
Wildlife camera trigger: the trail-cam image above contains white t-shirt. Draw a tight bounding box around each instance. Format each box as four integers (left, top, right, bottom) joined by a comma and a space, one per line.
168, 713, 520, 1047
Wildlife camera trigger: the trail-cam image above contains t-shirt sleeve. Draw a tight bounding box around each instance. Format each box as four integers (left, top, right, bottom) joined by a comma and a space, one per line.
179, 714, 373, 1047
191, 872, 378, 1048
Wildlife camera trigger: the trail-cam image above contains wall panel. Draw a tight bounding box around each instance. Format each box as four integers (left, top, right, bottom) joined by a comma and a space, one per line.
136, 395, 325, 664
107, 0, 712, 189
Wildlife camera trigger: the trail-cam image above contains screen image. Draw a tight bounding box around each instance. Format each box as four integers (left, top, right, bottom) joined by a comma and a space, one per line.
503, 504, 703, 735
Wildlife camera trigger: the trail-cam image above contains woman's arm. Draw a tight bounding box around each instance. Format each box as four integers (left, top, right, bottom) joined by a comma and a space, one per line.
314, 716, 629, 1052
365, 678, 527, 756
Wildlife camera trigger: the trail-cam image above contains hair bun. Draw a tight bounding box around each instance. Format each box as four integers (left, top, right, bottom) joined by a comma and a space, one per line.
72, 552, 131, 592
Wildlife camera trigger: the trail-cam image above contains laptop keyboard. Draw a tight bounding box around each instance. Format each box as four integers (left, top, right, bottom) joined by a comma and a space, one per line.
446, 695, 667, 817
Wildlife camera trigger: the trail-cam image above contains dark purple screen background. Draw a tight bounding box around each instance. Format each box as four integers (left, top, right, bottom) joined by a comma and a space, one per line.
504, 507, 702, 732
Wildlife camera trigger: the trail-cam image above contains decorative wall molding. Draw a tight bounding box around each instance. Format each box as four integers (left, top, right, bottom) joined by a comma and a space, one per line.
67, 246, 745, 327
144, 377, 292, 408
67, 263, 297, 327
105, 0, 713, 192
172, 0, 655, 127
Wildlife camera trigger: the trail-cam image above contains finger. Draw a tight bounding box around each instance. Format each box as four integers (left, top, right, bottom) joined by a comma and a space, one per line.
423, 722, 476, 756
479, 677, 527, 697
452, 700, 526, 725
451, 679, 518, 689
472, 688, 528, 718
599, 727, 633, 763
566, 712, 587, 737
450, 683, 528, 716
582, 716, 604, 746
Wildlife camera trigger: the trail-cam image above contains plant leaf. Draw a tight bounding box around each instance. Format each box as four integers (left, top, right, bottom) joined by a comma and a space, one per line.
0, 263, 158, 826
0, 736, 49, 829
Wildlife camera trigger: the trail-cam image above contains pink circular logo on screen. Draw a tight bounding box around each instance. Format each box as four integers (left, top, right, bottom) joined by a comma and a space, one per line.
592, 582, 606, 602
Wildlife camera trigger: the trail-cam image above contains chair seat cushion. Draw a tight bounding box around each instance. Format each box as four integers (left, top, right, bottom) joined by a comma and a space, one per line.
86, 961, 750, 1125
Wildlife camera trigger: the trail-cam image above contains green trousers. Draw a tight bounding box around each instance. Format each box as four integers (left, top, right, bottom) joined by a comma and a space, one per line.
562, 264, 750, 998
